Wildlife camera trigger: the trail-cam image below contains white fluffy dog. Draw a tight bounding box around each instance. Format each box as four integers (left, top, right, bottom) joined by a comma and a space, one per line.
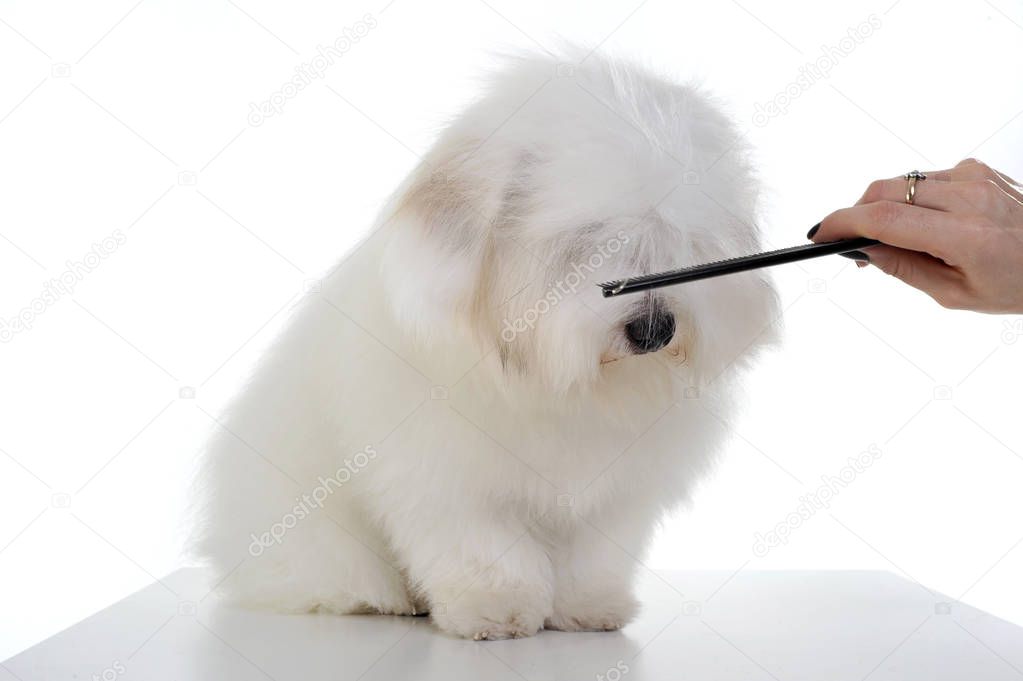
194, 48, 779, 640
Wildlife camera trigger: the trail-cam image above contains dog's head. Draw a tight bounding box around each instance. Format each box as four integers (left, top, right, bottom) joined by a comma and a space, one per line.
381, 50, 779, 404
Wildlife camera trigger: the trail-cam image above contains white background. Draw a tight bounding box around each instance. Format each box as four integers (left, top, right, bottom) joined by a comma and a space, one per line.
1, 0, 1022, 662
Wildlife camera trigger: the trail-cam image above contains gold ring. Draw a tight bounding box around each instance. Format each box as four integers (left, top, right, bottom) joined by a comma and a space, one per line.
905, 170, 926, 205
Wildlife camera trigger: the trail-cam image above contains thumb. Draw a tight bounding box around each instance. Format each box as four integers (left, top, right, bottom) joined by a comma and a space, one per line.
861, 245, 964, 305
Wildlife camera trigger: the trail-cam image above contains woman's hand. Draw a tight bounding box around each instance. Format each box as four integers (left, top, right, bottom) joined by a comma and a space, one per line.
809, 159, 1023, 314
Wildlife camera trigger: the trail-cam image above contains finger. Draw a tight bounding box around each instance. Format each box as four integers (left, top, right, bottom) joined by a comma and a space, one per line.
955, 158, 1018, 183
854, 175, 960, 210
855, 175, 1020, 217
993, 168, 1022, 197
955, 158, 1022, 200
854, 161, 1023, 207
861, 244, 968, 309
812, 201, 967, 263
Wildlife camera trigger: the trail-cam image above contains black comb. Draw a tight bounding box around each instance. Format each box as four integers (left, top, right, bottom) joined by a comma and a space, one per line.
599, 237, 879, 297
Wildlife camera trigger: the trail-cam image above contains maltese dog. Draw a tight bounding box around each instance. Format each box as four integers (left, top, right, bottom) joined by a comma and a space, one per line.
193, 47, 779, 640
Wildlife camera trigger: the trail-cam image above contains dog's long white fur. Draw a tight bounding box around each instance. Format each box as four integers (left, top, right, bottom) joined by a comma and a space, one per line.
192, 47, 780, 640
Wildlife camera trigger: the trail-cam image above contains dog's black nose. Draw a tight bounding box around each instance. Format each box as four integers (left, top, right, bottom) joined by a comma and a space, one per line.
624, 311, 676, 353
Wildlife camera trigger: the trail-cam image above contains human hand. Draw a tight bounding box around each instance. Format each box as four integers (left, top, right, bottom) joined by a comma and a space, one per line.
809, 159, 1023, 314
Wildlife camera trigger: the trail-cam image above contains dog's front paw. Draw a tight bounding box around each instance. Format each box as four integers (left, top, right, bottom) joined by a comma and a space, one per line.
430, 586, 549, 640
545, 590, 638, 632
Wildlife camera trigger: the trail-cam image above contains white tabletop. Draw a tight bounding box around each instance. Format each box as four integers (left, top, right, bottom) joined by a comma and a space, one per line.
5, 568, 1022, 680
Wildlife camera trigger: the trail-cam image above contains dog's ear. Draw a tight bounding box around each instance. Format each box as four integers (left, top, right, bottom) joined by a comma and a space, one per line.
380, 133, 521, 345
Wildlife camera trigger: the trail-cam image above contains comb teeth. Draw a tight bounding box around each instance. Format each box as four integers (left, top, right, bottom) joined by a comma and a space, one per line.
600, 279, 628, 295
599, 253, 765, 297
600, 251, 772, 290
598, 237, 881, 297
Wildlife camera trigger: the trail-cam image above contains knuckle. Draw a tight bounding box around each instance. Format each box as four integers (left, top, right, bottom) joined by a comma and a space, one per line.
862, 179, 888, 203
965, 180, 1001, 207
869, 200, 902, 227
954, 158, 998, 182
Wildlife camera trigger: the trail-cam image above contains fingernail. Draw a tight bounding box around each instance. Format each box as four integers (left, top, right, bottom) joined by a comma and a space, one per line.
806, 222, 821, 239
839, 250, 870, 262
